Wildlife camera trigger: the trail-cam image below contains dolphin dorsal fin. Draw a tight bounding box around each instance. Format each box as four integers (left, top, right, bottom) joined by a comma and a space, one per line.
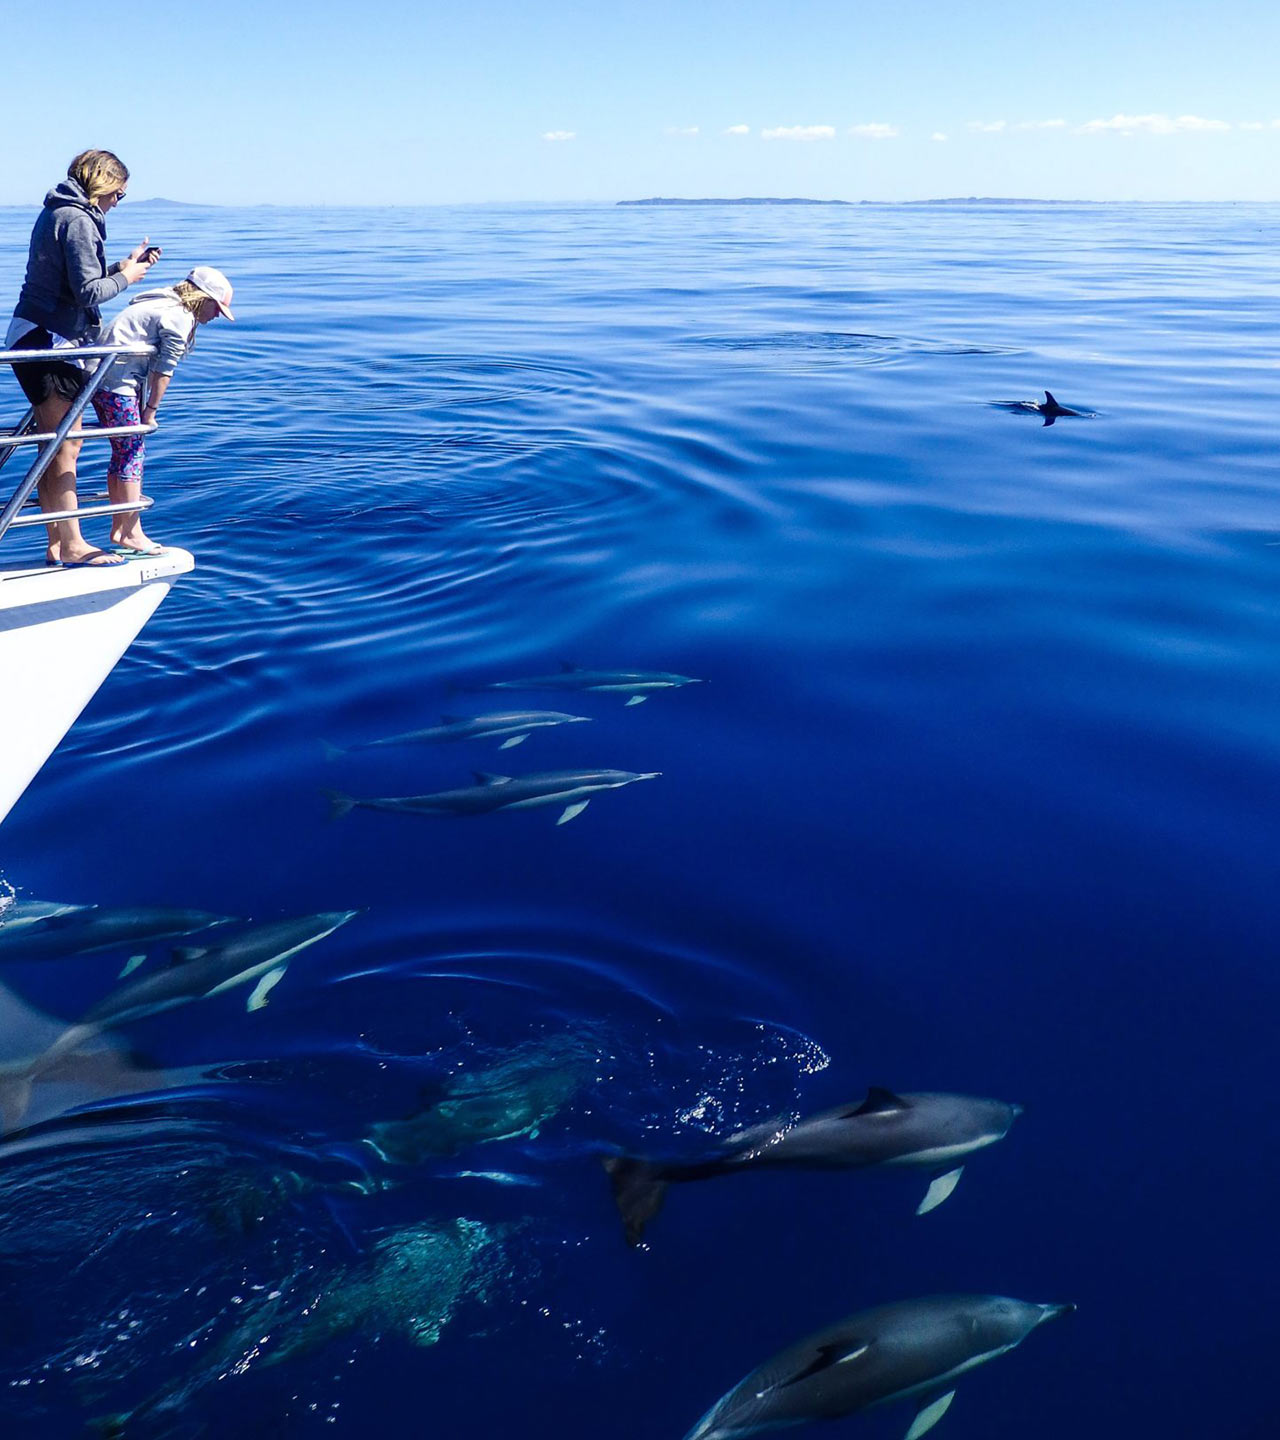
848, 1086, 908, 1117
1044, 390, 1058, 406
781, 1338, 872, 1389
473, 772, 512, 786
41, 908, 94, 931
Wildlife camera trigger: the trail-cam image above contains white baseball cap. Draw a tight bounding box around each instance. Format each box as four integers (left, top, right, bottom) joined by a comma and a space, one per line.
186, 265, 235, 321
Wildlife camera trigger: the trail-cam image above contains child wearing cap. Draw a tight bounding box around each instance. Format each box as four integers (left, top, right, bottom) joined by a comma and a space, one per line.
91, 265, 234, 554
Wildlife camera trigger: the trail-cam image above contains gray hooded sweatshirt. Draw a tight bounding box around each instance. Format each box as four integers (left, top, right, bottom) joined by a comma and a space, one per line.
11, 178, 130, 342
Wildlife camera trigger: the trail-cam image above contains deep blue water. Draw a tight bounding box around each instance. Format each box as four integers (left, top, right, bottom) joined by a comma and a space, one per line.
1, 201, 1278, 1438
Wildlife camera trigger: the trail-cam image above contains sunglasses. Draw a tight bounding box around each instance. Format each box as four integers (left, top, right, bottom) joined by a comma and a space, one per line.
109, 188, 127, 202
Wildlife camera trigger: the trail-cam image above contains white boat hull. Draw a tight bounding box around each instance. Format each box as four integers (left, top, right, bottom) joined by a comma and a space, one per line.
0, 549, 194, 825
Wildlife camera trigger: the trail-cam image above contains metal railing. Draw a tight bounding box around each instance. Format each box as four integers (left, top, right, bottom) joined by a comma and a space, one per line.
0, 342, 158, 544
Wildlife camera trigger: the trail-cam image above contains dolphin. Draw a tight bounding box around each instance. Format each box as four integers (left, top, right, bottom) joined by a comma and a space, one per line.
684, 1293, 1074, 1440
364, 1034, 595, 1164
603, 1088, 1020, 1245
325, 768, 660, 826
91, 1216, 501, 1438
0, 898, 92, 932
323, 710, 592, 758
994, 390, 1092, 426
0, 902, 234, 963
480, 663, 702, 706
0, 911, 358, 1131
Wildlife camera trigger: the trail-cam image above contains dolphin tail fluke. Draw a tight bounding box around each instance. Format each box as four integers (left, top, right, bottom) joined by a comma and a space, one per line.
0, 1069, 33, 1135
602, 1155, 669, 1246
323, 789, 357, 822
86, 1414, 130, 1439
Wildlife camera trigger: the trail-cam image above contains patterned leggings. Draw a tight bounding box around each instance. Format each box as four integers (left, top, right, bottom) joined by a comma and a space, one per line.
91, 390, 146, 483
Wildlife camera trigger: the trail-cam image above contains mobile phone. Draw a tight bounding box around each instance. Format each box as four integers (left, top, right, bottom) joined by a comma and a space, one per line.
140, 245, 161, 263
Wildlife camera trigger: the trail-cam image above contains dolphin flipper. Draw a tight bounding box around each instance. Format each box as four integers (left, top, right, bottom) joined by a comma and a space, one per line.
118, 954, 146, 979
905, 1390, 955, 1440
557, 801, 590, 825
498, 734, 529, 749
246, 965, 288, 1012
916, 1166, 964, 1216
625, 695, 647, 706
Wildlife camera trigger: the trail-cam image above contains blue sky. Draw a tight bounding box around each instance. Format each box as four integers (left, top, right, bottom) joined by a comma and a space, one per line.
3, 0, 1279, 204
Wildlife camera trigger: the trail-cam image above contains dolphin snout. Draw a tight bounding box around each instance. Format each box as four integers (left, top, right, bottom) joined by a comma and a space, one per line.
1010, 1103, 1025, 1119
1038, 1302, 1076, 1324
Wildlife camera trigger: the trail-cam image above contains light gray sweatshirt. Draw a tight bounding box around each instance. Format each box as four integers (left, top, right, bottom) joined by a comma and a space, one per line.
99, 287, 197, 396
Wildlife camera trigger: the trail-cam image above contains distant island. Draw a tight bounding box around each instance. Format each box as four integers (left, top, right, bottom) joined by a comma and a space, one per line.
618, 196, 1085, 207
124, 197, 214, 208
619, 197, 852, 207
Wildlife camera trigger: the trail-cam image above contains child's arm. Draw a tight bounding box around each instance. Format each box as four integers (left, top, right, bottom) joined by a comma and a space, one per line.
141, 372, 172, 426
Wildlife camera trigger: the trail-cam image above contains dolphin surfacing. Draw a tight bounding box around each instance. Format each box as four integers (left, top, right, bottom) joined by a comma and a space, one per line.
604, 1087, 1021, 1245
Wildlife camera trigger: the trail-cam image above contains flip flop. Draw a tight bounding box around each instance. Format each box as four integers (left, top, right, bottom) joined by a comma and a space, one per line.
114, 543, 167, 557
61, 550, 126, 568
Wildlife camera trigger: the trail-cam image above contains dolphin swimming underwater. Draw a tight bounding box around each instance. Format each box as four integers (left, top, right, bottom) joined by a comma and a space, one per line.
684, 1293, 1074, 1440
994, 390, 1092, 426
91, 1216, 503, 1438
0, 911, 358, 1131
326, 768, 660, 826
603, 1088, 1020, 1245
0, 902, 234, 963
364, 1033, 597, 1164
323, 710, 592, 756
479, 663, 702, 706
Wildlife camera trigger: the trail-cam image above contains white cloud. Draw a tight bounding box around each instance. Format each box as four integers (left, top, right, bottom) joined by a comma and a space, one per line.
724, 124, 750, 136
761, 124, 836, 141
665, 126, 700, 138
541, 130, 575, 142
1240, 121, 1265, 130
968, 120, 1007, 133
931, 132, 949, 142
849, 122, 899, 140
1015, 119, 1067, 130
1077, 113, 1230, 135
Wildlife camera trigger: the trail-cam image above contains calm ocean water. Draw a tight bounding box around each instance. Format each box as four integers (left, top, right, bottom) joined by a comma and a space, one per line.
0, 200, 1277, 1438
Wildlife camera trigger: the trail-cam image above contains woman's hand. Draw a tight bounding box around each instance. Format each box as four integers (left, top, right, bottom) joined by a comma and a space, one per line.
140, 405, 159, 428
120, 237, 161, 285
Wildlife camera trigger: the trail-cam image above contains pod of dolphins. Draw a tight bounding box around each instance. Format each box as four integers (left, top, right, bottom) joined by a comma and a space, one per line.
323, 663, 701, 826
0, 646, 1073, 1440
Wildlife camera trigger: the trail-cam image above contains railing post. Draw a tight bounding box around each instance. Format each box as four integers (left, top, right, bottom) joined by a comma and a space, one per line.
0, 405, 37, 477
0, 352, 115, 543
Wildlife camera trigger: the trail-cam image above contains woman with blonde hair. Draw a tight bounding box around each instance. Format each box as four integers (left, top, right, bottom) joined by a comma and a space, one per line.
4, 148, 159, 566
92, 266, 235, 554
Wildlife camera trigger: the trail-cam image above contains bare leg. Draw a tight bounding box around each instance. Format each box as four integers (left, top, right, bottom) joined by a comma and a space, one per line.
108, 474, 154, 550
32, 395, 113, 565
